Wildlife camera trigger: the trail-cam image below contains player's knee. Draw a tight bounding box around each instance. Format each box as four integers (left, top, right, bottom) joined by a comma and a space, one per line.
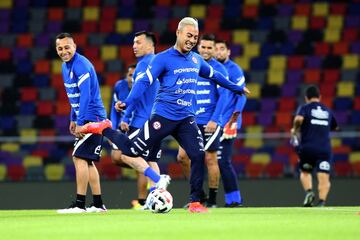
111, 150, 123, 165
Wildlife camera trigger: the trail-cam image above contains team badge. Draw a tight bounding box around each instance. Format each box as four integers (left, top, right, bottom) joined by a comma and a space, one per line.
153, 121, 161, 130
192, 56, 198, 64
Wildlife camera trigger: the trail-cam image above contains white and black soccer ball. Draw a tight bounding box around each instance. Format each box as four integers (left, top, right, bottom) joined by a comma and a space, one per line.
146, 188, 173, 213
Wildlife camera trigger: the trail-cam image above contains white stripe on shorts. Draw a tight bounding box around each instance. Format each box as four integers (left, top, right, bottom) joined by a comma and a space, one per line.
144, 121, 149, 140
128, 128, 140, 140
72, 133, 93, 156
204, 126, 221, 151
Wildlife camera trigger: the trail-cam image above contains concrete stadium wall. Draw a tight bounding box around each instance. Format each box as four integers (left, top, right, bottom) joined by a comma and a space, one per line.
0, 178, 359, 210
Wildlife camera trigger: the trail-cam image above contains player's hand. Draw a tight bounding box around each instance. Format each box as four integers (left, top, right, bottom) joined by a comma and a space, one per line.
228, 112, 240, 126
204, 121, 217, 133
74, 125, 85, 139
243, 86, 250, 95
69, 121, 76, 136
115, 101, 126, 112
120, 121, 129, 132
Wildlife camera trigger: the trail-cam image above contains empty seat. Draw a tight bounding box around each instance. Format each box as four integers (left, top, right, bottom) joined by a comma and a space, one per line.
44, 164, 64, 181
167, 162, 184, 179
189, 4, 206, 18
116, 19, 132, 34
0, 164, 6, 181
264, 162, 284, 178
245, 163, 264, 178
7, 165, 26, 181
337, 82, 354, 97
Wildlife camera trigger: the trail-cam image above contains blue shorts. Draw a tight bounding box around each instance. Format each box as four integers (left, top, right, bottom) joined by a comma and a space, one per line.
198, 124, 221, 152
125, 114, 204, 158
73, 133, 103, 162
298, 147, 332, 174
127, 126, 162, 162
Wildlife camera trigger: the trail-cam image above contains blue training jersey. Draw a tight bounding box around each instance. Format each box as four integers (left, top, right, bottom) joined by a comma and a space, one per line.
122, 54, 159, 128
219, 59, 247, 129
195, 58, 229, 125
61, 52, 106, 126
123, 47, 245, 121
296, 102, 338, 155
110, 79, 131, 129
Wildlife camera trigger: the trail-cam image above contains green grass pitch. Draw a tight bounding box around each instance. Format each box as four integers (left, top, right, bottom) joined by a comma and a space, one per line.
0, 207, 359, 240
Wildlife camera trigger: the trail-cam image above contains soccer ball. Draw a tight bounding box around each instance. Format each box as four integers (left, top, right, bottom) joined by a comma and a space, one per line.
146, 188, 173, 213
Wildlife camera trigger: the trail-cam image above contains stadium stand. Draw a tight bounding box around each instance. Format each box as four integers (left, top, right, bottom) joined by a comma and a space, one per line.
0, 0, 359, 182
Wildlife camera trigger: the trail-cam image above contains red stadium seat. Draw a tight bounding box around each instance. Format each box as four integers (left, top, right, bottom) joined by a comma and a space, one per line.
7, 165, 26, 181
101, 7, 117, 20
232, 154, 251, 164
343, 28, 358, 42
309, 16, 326, 29
174, 0, 190, 6
351, 162, 360, 177
354, 97, 360, 110
0, 47, 11, 60
320, 83, 336, 97
20, 87, 38, 102
332, 42, 349, 55
72, 33, 88, 48
37, 101, 54, 116
99, 163, 121, 180
323, 69, 340, 83
167, 162, 185, 179
48, 8, 64, 21
17, 34, 33, 48
56, 101, 71, 115
67, 0, 82, 7
204, 18, 221, 32
264, 162, 284, 178
278, 97, 296, 111
330, 3, 347, 15
156, 0, 172, 6
333, 145, 352, 154
104, 72, 121, 86
245, 163, 264, 178
207, 5, 223, 18
314, 42, 330, 56
99, 20, 115, 33
39, 129, 56, 137
83, 46, 99, 61
51, 74, 65, 89
92, 59, 105, 73
295, 3, 311, 16
242, 5, 258, 18
304, 69, 321, 84
275, 112, 293, 129
34, 60, 50, 74
85, 0, 101, 6
82, 21, 98, 33
333, 162, 352, 177
287, 56, 304, 70
242, 112, 256, 126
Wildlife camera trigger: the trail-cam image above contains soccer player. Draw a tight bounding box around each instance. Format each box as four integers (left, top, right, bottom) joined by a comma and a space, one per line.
215, 39, 247, 207
81, 17, 250, 213
112, 31, 162, 209
55, 32, 107, 213
291, 85, 339, 207
109, 63, 136, 131
176, 34, 229, 208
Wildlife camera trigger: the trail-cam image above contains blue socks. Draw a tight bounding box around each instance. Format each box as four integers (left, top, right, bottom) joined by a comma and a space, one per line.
144, 167, 160, 183
225, 190, 242, 204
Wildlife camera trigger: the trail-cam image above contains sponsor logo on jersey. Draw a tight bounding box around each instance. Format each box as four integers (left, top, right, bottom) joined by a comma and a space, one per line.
153, 121, 161, 130
319, 161, 330, 171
